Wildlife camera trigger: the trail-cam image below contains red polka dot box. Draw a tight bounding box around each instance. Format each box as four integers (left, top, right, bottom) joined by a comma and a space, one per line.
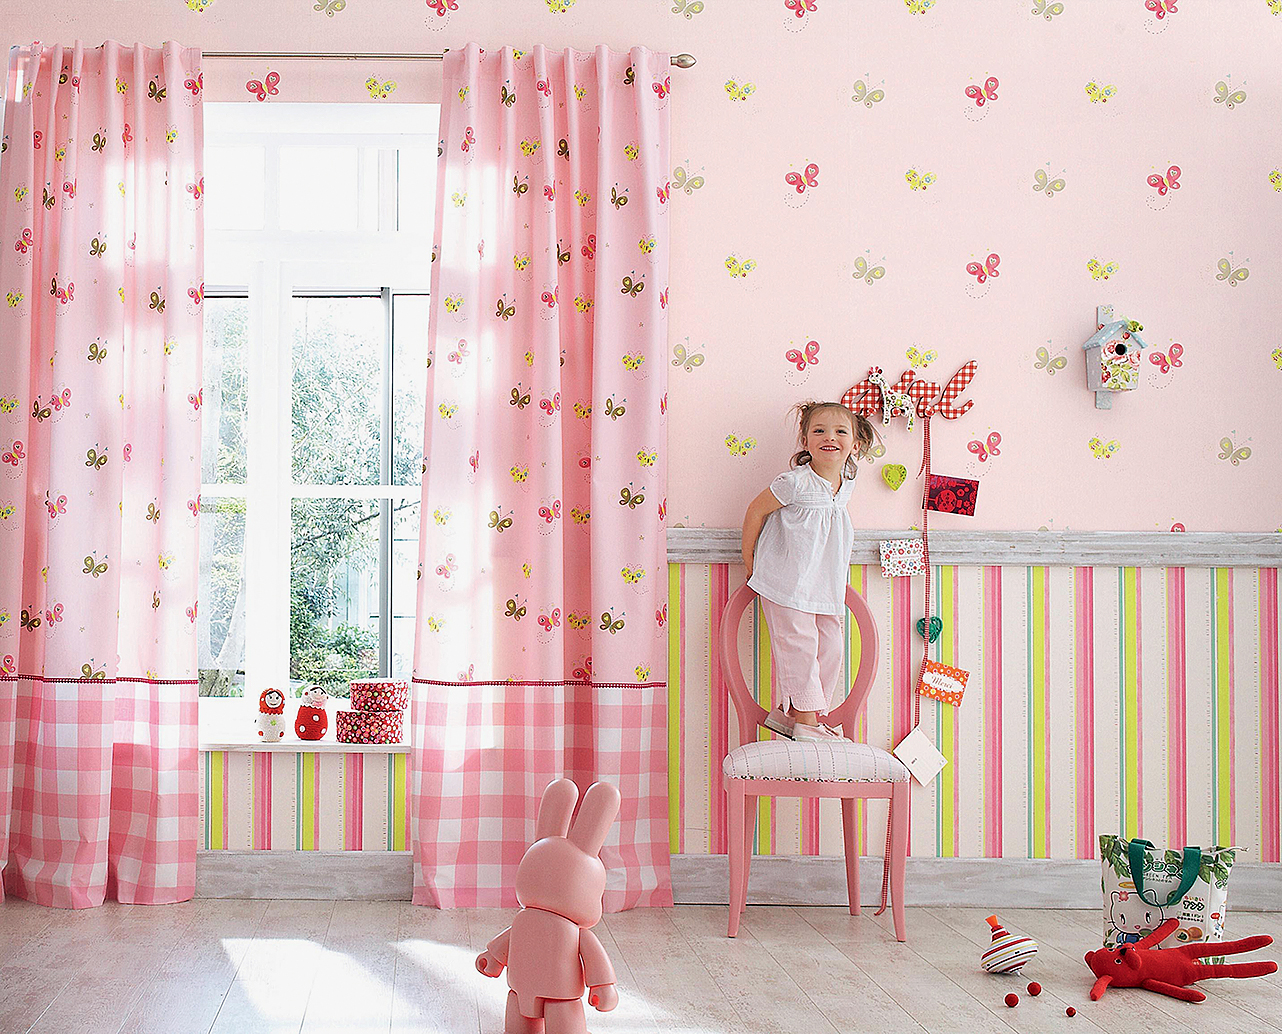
335, 708, 405, 745
349, 679, 410, 712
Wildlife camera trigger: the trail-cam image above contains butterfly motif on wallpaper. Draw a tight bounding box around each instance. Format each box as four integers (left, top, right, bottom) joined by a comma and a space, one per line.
968, 431, 1002, 462
1088, 436, 1120, 459
785, 0, 817, 16
724, 79, 756, 102
1088, 258, 1118, 280
852, 79, 885, 108
1145, 0, 1177, 18
724, 255, 756, 279
786, 340, 819, 371
1084, 81, 1117, 104
1034, 346, 1068, 375
673, 339, 705, 371
1034, 169, 1066, 197
1272, 347, 1282, 370
1218, 437, 1251, 465
905, 168, 936, 191
365, 77, 396, 100
854, 256, 886, 285
246, 71, 280, 102
315, 0, 346, 15
725, 434, 757, 457
1216, 258, 1249, 286
785, 163, 819, 194
1270, 170, 1282, 192
904, 0, 935, 13
906, 346, 937, 368
1149, 342, 1184, 374
967, 253, 1000, 283
965, 77, 999, 107
1214, 80, 1247, 109
672, 166, 705, 195
672, 0, 705, 17
1031, 0, 1065, 19
1148, 165, 1181, 195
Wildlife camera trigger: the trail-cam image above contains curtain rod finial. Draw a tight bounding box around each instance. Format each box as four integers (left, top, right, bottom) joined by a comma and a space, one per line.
671, 53, 696, 69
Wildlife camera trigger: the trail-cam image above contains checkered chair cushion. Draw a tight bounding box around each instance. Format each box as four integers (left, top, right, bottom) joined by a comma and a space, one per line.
722, 739, 910, 783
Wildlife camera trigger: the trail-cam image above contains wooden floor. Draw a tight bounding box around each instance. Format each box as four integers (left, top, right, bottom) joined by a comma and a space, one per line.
0, 900, 1279, 1033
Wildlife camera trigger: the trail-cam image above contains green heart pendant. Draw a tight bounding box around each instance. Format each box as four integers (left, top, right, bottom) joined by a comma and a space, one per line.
917, 616, 942, 643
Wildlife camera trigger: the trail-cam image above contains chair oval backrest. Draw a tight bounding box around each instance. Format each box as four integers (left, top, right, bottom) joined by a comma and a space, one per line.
717, 584, 880, 747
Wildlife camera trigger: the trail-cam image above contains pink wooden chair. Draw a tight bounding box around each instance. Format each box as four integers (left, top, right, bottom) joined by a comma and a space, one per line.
717, 584, 910, 940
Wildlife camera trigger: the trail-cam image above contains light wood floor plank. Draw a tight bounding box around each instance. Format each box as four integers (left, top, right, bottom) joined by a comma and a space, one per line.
299, 899, 400, 1034
605, 906, 751, 1034
799, 906, 1020, 1034
26, 900, 200, 1034
116, 899, 270, 1034
0, 899, 53, 970
0, 902, 135, 1034
389, 903, 478, 1034
732, 906, 928, 1033
0, 901, 1276, 1034
667, 905, 842, 1034
206, 899, 335, 1034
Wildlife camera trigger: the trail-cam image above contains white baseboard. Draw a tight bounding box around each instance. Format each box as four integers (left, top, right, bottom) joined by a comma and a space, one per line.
195, 851, 1282, 910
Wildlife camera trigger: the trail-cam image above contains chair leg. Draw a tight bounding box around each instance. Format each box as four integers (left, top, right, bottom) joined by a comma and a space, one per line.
740, 794, 756, 919
889, 782, 909, 942
840, 797, 860, 916
727, 781, 745, 937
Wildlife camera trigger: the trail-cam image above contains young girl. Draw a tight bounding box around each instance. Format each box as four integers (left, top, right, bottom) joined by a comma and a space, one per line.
741, 401, 876, 739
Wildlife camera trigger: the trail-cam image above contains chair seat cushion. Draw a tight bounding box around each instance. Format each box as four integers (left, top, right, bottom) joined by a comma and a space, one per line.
722, 739, 910, 783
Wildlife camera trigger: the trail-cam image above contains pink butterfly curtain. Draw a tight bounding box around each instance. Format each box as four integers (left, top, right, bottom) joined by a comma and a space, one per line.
411, 44, 672, 910
0, 42, 204, 908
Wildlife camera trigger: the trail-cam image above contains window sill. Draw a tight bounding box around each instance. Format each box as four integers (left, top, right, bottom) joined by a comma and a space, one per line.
198, 696, 409, 754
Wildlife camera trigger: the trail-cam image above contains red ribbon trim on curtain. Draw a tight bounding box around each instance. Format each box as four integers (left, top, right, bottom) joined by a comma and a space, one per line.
0, 674, 198, 685
412, 677, 667, 689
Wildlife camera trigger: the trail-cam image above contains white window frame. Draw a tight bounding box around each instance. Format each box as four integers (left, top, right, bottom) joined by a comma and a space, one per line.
200, 103, 438, 745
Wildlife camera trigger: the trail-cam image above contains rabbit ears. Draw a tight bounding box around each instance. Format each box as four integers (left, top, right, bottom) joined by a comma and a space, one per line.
533, 778, 621, 855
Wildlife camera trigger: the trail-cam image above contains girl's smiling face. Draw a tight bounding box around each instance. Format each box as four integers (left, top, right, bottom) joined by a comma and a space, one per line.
804, 409, 856, 467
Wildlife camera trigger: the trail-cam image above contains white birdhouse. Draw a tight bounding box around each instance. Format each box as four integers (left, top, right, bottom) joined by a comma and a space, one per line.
1083, 304, 1148, 410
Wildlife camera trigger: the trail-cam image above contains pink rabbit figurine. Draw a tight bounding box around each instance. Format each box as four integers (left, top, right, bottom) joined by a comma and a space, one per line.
476, 778, 621, 1034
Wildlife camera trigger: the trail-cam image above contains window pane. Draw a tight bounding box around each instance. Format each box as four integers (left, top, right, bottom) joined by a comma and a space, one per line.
205, 145, 265, 231
292, 296, 383, 485
397, 147, 438, 234
391, 500, 420, 680
291, 498, 380, 698
279, 146, 359, 231
202, 297, 249, 485
198, 497, 247, 697
392, 294, 431, 486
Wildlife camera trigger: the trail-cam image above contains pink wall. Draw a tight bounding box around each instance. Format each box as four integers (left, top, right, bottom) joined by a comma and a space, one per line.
4, 0, 1279, 533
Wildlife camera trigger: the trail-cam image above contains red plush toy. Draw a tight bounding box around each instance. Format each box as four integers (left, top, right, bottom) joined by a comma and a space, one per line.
1085, 918, 1276, 1003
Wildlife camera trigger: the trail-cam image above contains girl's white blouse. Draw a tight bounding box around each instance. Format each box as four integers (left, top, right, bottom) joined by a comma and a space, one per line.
747, 465, 857, 616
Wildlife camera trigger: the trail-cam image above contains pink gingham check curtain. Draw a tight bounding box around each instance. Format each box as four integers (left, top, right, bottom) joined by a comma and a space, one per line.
0, 42, 203, 908
411, 44, 672, 910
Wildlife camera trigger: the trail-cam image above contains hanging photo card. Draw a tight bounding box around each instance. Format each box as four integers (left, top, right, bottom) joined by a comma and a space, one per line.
879, 537, 925, 578
892, 724, 948, 786
916, 658, 970, 706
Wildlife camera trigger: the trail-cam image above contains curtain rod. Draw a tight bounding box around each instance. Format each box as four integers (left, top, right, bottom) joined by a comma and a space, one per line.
202, 51, 697, 68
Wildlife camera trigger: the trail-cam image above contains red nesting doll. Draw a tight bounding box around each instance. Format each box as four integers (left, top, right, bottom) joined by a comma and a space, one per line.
295, 685, 329, 741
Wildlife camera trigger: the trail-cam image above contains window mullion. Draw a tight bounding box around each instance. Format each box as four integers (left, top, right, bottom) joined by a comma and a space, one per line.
379, 287, 394, 678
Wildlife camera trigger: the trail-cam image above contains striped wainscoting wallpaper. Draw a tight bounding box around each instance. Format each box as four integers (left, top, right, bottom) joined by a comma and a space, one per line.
668, 564, 1281, 864
199, 563, 1279, 863
200, 751, 411, 852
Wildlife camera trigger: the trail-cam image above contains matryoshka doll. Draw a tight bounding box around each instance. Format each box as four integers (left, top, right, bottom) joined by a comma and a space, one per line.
295, 684, 329, 741
256, 687, 286, 741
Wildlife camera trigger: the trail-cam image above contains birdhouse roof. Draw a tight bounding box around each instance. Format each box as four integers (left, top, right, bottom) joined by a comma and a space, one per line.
1083, 320, 1148, 353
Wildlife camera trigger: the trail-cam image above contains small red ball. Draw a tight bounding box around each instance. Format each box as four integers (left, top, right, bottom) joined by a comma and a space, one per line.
1066, 1006, 1077, 1017
1027, 982, 1042, 996
1005, 993, 1019, 1008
